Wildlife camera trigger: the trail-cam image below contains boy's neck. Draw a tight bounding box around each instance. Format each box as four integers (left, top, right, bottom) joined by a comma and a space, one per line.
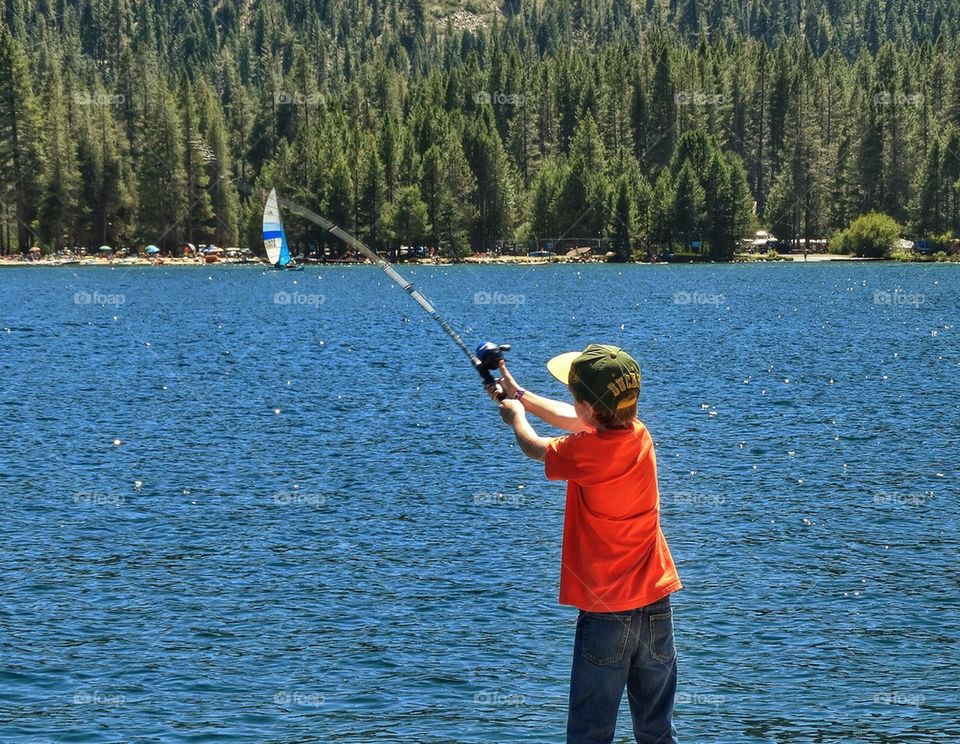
583, 415, 610, 433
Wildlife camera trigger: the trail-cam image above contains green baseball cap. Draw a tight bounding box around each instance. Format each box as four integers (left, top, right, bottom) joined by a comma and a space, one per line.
546, 344, 641, 412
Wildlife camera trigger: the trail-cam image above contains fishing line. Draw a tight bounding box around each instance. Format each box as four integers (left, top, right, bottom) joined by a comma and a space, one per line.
275, 194, 510, 395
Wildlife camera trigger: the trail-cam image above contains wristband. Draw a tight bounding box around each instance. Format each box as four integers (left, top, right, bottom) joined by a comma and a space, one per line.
515, 388, 526, 400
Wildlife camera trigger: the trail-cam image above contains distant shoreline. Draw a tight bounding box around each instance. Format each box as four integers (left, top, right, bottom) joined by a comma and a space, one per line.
0, 253, 952, 268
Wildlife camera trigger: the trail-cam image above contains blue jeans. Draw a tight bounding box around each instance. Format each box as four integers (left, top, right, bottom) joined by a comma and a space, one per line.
567, 596, 679, 744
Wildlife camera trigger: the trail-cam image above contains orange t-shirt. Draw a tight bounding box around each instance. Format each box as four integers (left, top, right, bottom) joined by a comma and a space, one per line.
544, 420, 681, 612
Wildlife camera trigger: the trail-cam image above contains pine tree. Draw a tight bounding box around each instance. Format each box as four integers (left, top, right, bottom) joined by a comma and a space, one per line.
704, 151, 754, 259
379, 113, 400, 202
182, 78, 215, 245
941, 127, 960, 233
384, 184, 431, 249
434, 131, 477, 258
249, 53, 281, 171
0, 26, 44, 252
630, 166, 654, 253
767, 44, 792, 191
358, 142, 387, 248
198, 81, 239, 247
629, 78, 650, 167
671, 162, 705, 249
507, 94, 540, 187
765, 61, 824, 250
554, 115, 609, 239
912, 138, 944, 235
864, 0, 882, 55
678, 0, 701, 36
420, 142, 444, 242
38, 52, 80, 251
748, 43, 770, 214
703, 152, 732, 258
826, 119, 861, 233
75, 80, 136, 249
649, 46, 676, 172
726, 152, 755, 247
464, 110, 513, 250
323, 154, 355, 256
529, 157, 564, 240
608, 177, 634, 261
857, 93, 884, 214
948, 55, 960, 130
651, 169, 675, 251
875, 43, 910, 221
670, 128, 713, 178
137, 83, 187, 252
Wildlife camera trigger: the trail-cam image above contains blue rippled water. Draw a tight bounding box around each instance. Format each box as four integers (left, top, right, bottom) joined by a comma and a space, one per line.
1, 263, 958, 743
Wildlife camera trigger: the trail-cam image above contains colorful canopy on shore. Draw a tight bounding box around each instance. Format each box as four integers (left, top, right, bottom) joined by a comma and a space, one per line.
145, 245, 160, 255
97, 245, 112, 252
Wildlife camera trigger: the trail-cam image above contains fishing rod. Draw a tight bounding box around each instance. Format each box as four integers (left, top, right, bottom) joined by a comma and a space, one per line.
275, 194, 510, 397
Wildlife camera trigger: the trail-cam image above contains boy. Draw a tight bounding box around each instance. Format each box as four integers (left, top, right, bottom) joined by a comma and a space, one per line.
488, 344, 681, 744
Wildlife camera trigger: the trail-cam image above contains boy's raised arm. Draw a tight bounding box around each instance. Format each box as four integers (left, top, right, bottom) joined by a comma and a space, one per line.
495, 361, 591, 433
491, 397, 550, 462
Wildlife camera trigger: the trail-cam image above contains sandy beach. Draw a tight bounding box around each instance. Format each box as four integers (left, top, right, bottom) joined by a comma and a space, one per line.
0, 252, 926, 267
1, 253, 597, 267
0, 256, 224, 268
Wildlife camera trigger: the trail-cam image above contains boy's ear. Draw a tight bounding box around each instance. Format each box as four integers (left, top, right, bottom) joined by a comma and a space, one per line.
573, 397, 595, 419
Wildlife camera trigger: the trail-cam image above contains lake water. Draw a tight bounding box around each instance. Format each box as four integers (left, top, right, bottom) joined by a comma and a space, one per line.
1, 263, 958, 743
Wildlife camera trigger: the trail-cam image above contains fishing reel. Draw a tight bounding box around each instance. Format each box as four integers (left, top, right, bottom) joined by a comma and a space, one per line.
475, 342, 511, 395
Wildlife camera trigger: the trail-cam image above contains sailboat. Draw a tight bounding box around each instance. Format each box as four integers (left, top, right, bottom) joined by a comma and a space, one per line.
262, 188, 303, 270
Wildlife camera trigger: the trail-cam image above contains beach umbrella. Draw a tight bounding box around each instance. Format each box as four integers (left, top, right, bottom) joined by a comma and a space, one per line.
202, 245, 223, 254
97, 245, 112, 253
146, 245, 160, 255
29, 246, 41, 254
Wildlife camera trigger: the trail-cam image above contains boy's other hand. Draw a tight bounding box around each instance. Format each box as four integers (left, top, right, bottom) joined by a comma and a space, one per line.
496, 360, 520, 398
497, 398, 525, 427
484, 381, 504, 403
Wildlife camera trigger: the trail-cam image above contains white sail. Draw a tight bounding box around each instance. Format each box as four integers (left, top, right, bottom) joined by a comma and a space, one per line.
262, 188, 284, 265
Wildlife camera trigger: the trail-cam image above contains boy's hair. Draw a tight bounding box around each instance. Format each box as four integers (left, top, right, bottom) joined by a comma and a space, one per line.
572, 389, 637, 429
